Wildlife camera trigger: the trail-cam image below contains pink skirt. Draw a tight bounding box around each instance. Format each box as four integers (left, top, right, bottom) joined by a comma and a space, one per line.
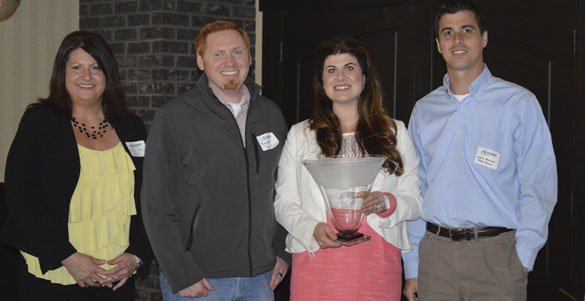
290, 214, 402, 300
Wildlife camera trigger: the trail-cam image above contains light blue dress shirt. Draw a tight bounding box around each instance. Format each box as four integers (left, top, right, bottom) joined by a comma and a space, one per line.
402, 66, 557, 279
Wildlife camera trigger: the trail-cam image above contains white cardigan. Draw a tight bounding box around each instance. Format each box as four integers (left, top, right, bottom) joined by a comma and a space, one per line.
274, 119, 423, 254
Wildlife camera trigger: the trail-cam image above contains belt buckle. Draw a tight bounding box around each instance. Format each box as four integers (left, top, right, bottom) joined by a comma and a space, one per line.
449, 228, 472, 241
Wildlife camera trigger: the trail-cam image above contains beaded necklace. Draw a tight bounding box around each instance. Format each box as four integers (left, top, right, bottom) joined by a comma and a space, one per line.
71, 117, 109, 139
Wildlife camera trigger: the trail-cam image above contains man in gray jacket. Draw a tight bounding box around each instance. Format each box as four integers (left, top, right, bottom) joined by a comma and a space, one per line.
142, 21, 290, 299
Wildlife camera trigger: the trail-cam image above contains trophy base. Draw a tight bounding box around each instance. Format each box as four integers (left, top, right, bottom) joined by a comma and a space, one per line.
336, 232, 363, 241
335, 232, 371, 246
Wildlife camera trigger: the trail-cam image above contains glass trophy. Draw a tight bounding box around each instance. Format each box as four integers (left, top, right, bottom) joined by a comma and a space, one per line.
302, 155, 385, 246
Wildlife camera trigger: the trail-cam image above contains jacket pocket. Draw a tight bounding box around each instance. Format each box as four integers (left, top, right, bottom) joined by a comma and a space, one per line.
185, 203, 200, 251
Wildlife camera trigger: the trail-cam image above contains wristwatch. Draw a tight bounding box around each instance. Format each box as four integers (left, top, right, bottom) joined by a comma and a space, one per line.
134, 255, 143, 270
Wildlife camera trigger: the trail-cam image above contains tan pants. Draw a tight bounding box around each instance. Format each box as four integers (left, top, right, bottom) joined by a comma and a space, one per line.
418, 230, 528, 301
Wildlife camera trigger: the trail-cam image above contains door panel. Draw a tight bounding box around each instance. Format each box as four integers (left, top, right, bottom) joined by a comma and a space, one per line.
261, 1, 581, 300
264, 3, 419, 127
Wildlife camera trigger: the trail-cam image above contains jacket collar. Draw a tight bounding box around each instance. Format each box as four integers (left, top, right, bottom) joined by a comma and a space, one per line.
195, 72, 261, 105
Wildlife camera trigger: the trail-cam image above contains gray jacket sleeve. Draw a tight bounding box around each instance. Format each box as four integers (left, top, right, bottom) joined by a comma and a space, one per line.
141, 108, 204, 293
273, 222, 292, 266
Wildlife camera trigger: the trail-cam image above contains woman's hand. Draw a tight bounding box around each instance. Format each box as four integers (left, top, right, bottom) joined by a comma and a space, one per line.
61, 252, 107, 288
361, 191, 387, 215
313, 223, 341, 248
100, 253, 139, 290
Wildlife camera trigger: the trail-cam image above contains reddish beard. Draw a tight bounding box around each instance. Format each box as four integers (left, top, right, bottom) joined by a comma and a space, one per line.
224, 79, 239, 90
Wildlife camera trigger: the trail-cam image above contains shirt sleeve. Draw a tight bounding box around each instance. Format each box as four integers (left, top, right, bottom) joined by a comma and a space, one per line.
513, 94, 557, 270
401, 107, 427, 279
141, 108, 204, 293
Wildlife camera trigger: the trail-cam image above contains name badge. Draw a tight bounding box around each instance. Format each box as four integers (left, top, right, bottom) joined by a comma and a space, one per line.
474, 146, 500, 170
125, 140, 146, 157
255, 132, 279, 151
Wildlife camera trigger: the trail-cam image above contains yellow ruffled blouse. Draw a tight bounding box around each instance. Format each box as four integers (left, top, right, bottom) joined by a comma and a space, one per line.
21, 142, 137, 285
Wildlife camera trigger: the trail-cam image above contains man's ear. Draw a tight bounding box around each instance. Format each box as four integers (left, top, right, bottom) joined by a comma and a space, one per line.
436, 38, 442, 54
196, 54, 205, 71
482, 30, 488, 48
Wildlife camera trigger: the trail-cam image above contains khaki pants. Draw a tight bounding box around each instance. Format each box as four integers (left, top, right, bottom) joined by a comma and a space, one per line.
418, 230, 527, 301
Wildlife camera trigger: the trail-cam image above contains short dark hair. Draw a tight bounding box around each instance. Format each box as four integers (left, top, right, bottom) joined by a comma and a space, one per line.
434, 1, 486, 38
39, 30, 131, 122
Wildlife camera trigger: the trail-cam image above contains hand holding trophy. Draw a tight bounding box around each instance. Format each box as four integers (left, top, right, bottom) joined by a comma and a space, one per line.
303, 155, 385, 246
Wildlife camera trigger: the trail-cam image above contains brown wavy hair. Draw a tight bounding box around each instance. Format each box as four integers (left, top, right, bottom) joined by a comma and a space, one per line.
39, 31, 132, 123
309, 36, 404, 175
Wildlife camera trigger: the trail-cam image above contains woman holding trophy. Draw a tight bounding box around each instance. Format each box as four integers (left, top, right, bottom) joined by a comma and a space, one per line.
274, 36, 422, 300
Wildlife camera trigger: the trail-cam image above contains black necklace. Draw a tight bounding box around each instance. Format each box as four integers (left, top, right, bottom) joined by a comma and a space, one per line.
71, 117, 109, 139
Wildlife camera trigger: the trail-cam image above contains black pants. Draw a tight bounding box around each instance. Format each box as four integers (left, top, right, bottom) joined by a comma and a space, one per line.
17, 255, 135, 301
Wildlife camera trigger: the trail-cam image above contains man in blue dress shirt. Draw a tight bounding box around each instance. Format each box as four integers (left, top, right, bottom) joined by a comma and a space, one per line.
402, 1, 557, 300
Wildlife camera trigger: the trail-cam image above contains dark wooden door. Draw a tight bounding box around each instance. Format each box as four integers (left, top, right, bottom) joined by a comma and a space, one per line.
261, 0, 424, 126
261, 0, 583, 300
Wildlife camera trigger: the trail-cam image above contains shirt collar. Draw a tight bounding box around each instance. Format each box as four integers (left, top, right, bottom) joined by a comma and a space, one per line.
443, 64, 492, 101
216, 85, 251, 109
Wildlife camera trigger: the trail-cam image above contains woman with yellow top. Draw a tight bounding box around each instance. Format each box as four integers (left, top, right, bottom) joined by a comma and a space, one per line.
0, 31, 151, 300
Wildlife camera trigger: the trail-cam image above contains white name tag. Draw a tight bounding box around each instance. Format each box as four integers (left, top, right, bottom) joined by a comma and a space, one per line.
474, 146, 500, 170
255, 132, 279, 151
125, 140, 146, 157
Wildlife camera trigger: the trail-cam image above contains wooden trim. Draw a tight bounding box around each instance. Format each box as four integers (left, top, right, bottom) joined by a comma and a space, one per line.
259, 0, 414, 12
573, 0, 585, 297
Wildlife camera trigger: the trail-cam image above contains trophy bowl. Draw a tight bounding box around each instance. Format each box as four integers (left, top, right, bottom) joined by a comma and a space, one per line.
302, 155, 385, 245
322, 186, 369, 240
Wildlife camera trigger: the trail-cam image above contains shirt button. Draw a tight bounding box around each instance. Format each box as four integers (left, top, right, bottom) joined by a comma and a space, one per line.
460, 106, 464, 111
456, 154, 461, 159
458, 204, 463, 208
457, 179, 463, 184
458, 129, 462, 135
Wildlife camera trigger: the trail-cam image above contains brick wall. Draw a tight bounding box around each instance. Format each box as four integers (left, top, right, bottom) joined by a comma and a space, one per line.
79, 1, 256, 300
79, 0, 256, 125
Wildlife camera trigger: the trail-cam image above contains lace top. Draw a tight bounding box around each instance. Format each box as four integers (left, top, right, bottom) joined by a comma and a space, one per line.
338, 132, 364, 157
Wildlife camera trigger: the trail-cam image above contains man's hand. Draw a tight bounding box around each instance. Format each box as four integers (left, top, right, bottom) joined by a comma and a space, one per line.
100, 253, 139, 290
313, 223, 341, 248
179, 278, 215, 298
269, 256, 289, 290
403, 278, 419, 301
61, 252, 107, 288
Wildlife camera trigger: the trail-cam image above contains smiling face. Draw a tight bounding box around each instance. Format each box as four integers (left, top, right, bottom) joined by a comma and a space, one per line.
196, 29, 251, 102
321, 53, 365, 109
65, 48, 106, 107
436, 10, 488, 75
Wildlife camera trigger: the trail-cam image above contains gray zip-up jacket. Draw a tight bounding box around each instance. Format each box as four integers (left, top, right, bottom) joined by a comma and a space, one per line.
141, 74, 289, 293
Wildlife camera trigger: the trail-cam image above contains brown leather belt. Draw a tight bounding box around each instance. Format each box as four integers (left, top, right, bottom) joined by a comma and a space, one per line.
426, 222, 513, 242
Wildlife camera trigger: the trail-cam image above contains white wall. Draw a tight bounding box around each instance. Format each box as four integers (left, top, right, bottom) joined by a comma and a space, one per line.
255, 0, 262, 86
0, 0, 78, 181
